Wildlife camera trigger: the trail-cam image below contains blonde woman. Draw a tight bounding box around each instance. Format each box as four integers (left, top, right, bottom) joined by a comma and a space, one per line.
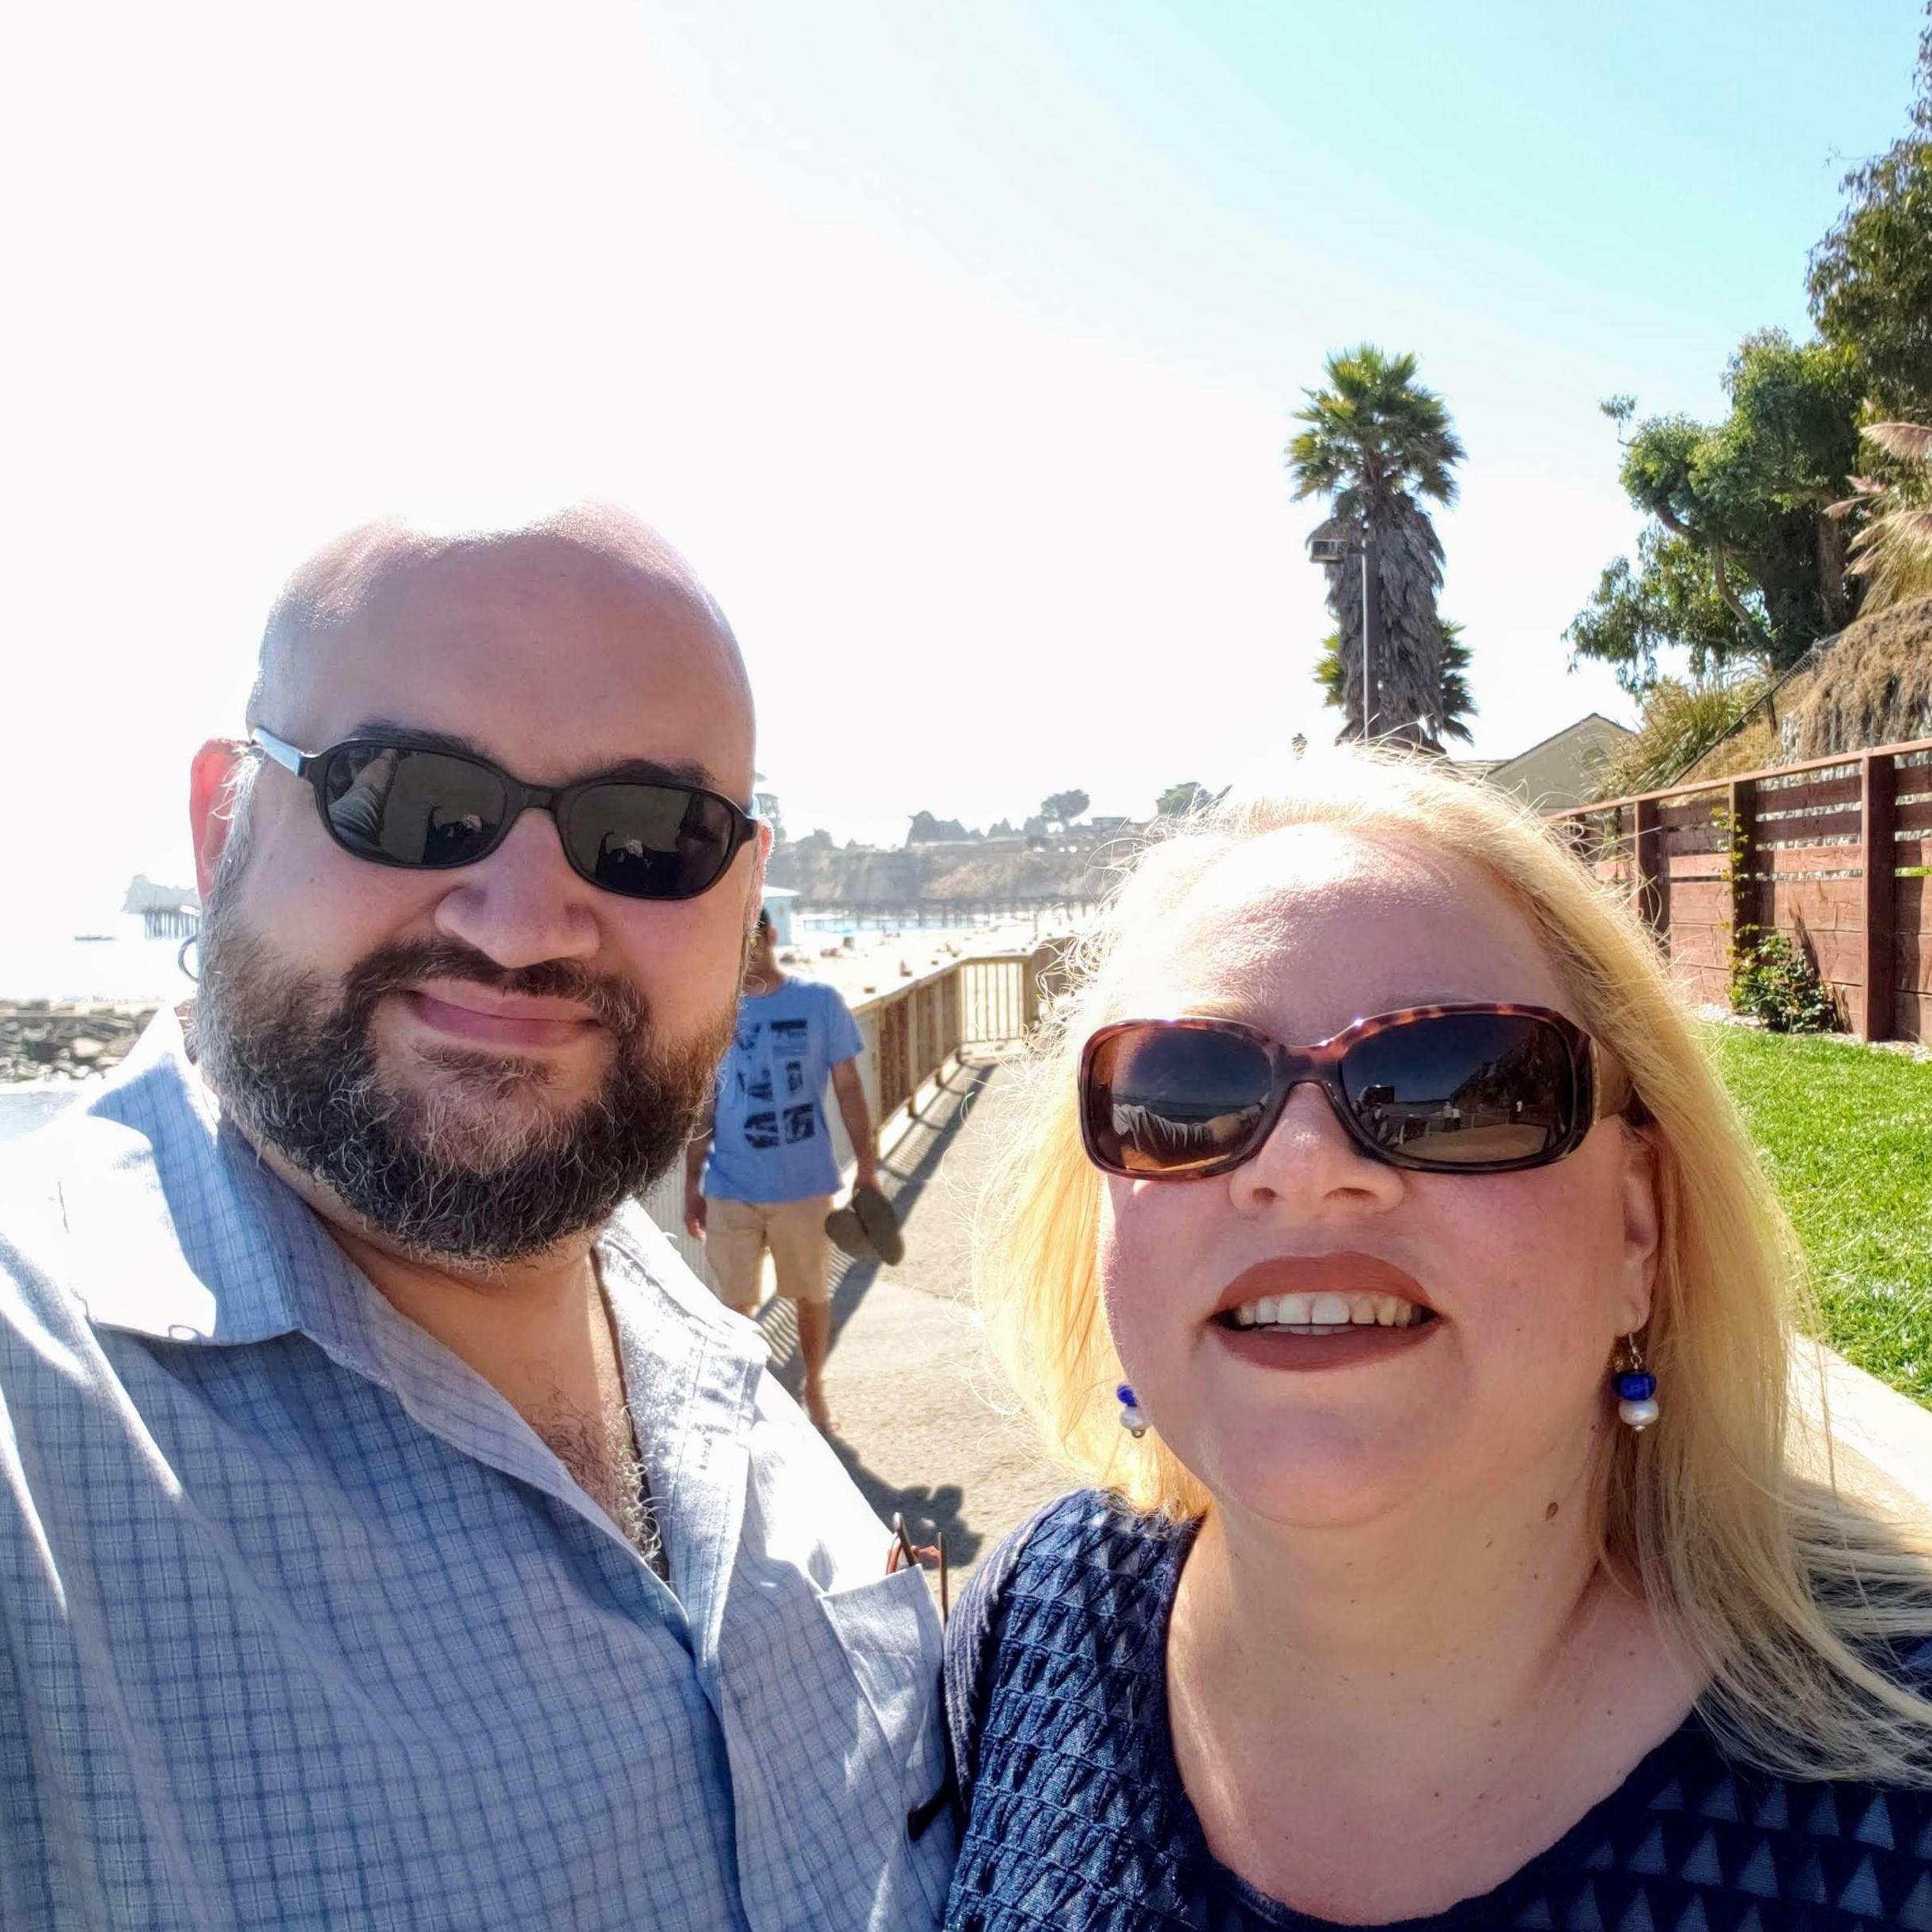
943, 756, 1932, 1932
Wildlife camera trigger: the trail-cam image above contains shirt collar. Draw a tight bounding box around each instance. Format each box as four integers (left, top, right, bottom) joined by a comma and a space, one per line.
36, 1006, 769, 1642
44, 1006, 313, 1346
54, 1007, 763, 1385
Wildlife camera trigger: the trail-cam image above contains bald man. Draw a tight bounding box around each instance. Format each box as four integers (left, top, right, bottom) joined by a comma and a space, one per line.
0, 512, 955, 1932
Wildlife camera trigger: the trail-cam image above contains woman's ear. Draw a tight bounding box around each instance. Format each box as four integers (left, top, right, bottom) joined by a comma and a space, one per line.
1616, 1123, 1662, 1334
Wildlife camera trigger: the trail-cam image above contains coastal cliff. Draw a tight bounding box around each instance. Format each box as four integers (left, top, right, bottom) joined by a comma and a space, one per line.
764, 836, 1129, 907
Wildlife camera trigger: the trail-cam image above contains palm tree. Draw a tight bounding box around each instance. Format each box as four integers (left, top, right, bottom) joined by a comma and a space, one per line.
1288, 346, 1467, 748
1315, 620, 1477, 745
1833, 422, 1932, 612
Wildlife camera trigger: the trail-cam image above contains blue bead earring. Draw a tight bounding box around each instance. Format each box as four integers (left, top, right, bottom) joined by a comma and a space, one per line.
1613, 1335, 1659, 1431
1116, 1384, 1149, 1439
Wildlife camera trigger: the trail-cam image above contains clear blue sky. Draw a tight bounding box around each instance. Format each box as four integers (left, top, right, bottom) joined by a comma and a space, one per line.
4, 0, 1924, 920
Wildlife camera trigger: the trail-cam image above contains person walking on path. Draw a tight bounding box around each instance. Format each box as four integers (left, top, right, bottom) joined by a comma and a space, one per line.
686, 908, 878, 1434
0, 510, 953, 1932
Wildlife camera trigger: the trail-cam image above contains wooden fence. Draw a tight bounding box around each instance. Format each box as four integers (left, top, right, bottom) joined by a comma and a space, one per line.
1547, 736, 1932, 1044
639, 940, 1070, 1281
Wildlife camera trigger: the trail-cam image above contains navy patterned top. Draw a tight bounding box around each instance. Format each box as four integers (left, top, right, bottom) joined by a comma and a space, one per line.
943, 1491, 1932, 1932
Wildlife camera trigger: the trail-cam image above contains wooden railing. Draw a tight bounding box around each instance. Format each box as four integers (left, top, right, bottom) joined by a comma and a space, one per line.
638, 940, 1070, 1280
1546, 735, 1932, 1045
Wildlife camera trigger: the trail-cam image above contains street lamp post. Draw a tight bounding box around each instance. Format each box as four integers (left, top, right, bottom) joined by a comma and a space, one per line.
1306, 525, 1378, 742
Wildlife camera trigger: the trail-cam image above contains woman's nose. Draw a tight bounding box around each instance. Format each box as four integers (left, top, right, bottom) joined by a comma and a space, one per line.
1225, 1080, 1408, 1220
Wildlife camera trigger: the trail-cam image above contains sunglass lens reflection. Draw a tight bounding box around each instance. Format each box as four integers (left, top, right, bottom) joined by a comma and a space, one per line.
566, 782, 736, 899
321, 747, 506, 868
1093, 1026, 1273, 1174
1339, 1013, 1572, 1165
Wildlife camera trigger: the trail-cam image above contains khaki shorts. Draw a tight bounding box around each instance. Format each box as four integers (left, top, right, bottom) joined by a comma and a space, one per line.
704, 1195, 835, 1312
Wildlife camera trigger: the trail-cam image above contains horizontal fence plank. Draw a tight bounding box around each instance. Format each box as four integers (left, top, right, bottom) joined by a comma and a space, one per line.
1658, 798, 1726, 832
1751, 844, 1868, 877
1753, 773, 1864, 815
1752, 809, 1862, 847
1663, 822, 1729, 856
1670, 879, 1731, 919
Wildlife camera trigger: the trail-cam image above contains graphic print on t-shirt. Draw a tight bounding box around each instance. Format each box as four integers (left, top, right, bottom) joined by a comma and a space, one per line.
705, 979, 866, 1204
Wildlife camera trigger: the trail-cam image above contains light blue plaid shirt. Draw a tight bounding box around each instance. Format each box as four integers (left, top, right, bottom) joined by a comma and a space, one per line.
0, 1012, 954, 1932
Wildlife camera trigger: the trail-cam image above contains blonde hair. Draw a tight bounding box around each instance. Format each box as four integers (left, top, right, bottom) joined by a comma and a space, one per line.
976, 751, 1932, 1785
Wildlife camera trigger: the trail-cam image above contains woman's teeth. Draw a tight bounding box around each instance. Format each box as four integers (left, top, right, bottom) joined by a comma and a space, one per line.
1224, 1292, 1429, 1332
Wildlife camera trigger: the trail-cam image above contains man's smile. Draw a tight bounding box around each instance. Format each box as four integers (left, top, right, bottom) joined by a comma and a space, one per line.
401, 982, 604, 1049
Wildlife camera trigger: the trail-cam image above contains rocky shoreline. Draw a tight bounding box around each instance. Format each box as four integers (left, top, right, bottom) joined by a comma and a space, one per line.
2, 1002, 157, 1085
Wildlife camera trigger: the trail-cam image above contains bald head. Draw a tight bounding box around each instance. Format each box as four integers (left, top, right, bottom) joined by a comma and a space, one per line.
248, 506, 755, 795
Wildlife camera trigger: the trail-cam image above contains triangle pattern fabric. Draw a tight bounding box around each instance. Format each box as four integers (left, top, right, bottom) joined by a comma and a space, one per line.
945, 1493, 1932, 1932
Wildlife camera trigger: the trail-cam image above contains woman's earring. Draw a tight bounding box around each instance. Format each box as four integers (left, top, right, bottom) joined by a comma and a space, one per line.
1116, 1383, 1149, 1439
1613, 1335, 1659, 1430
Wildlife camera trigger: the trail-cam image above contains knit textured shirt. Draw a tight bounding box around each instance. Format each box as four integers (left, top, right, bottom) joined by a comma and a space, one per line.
945, 1490, 1932, 1932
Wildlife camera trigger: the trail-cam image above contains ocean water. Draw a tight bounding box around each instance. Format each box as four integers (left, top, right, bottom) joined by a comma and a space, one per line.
0, 1089, 78, 1146
1, 916, 196, 1006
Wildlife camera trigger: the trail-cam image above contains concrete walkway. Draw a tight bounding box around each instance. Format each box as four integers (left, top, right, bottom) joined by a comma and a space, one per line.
753, 1049, 1067, 1587
754, 1051, 1932, 1599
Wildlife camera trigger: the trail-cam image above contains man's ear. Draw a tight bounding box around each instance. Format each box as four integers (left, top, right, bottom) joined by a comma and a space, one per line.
189, 739, 247, 901
1617, 1123, 1663, 1335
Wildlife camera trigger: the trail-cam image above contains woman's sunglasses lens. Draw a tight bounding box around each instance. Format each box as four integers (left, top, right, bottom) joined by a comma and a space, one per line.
1340, 1013, 1574, 1166
567, 782, 736, 900
321, 747, 506, 867
1088, 1025, 1274, 1175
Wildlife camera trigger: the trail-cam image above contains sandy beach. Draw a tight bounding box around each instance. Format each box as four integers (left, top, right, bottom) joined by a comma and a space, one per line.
0, 922, 1058, 1149
777, 917, 1051, 1007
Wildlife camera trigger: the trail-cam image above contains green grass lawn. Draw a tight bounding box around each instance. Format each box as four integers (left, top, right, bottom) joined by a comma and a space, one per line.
1703, 1025, 1932, 1406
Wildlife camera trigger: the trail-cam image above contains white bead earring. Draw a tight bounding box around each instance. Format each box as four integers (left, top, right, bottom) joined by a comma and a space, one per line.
1613, 1335, 1659, 1430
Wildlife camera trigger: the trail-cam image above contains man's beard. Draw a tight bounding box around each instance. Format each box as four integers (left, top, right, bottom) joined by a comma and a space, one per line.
193, 907, 731, 1266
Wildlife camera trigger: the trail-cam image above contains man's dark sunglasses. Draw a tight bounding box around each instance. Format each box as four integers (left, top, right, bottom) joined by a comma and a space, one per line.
252, 728, 758, 903
1079, 1003, 1628, 1181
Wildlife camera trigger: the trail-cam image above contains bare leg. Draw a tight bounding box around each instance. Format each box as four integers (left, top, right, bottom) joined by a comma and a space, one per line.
797, 1300, 837, 1434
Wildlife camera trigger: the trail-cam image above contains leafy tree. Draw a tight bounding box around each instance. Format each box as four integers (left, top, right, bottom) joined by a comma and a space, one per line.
1567, 526, 1756, 691
1040, 790, 1089, 825
1287, 346, 1467, 748
1569, 333, 1864, 691
1315, 621, 1476, 745
1808, 7, 1932, 420
1837, 420, 1932, 612
906, 810, 972, 843
1155, 782, 1214, 817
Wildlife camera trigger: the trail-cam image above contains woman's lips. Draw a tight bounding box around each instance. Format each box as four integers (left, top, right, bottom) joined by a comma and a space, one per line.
1208, 1251, 1441, 1371
401, 988, 600, 1050
1212, 1252, 1434, 1320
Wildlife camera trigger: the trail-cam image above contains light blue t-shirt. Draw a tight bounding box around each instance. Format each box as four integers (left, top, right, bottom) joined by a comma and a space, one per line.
703, 978, 866, 1204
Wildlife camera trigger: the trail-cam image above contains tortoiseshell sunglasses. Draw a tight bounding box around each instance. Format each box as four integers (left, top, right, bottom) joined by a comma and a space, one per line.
1079, 1003, 1631, 1181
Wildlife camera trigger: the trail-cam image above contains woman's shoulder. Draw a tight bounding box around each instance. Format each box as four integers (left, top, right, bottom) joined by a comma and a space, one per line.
943, 1490, 1196, 1801
972, 1487, 1192, 1607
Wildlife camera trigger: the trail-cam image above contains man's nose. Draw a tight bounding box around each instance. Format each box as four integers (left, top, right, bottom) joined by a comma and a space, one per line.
430, 806, 601, 968
1225, 1080, 1408, 1220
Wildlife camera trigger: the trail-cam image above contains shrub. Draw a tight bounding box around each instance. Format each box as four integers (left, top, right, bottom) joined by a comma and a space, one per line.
1729, 929, 1837, 1033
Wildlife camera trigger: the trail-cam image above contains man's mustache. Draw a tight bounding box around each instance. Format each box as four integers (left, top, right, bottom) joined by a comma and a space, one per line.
340, 939, 647, 1039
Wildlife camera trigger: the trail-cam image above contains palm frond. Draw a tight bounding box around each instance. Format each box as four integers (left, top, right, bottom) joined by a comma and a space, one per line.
1849, 506, 1932, 608
1862, 421, 1932, 465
